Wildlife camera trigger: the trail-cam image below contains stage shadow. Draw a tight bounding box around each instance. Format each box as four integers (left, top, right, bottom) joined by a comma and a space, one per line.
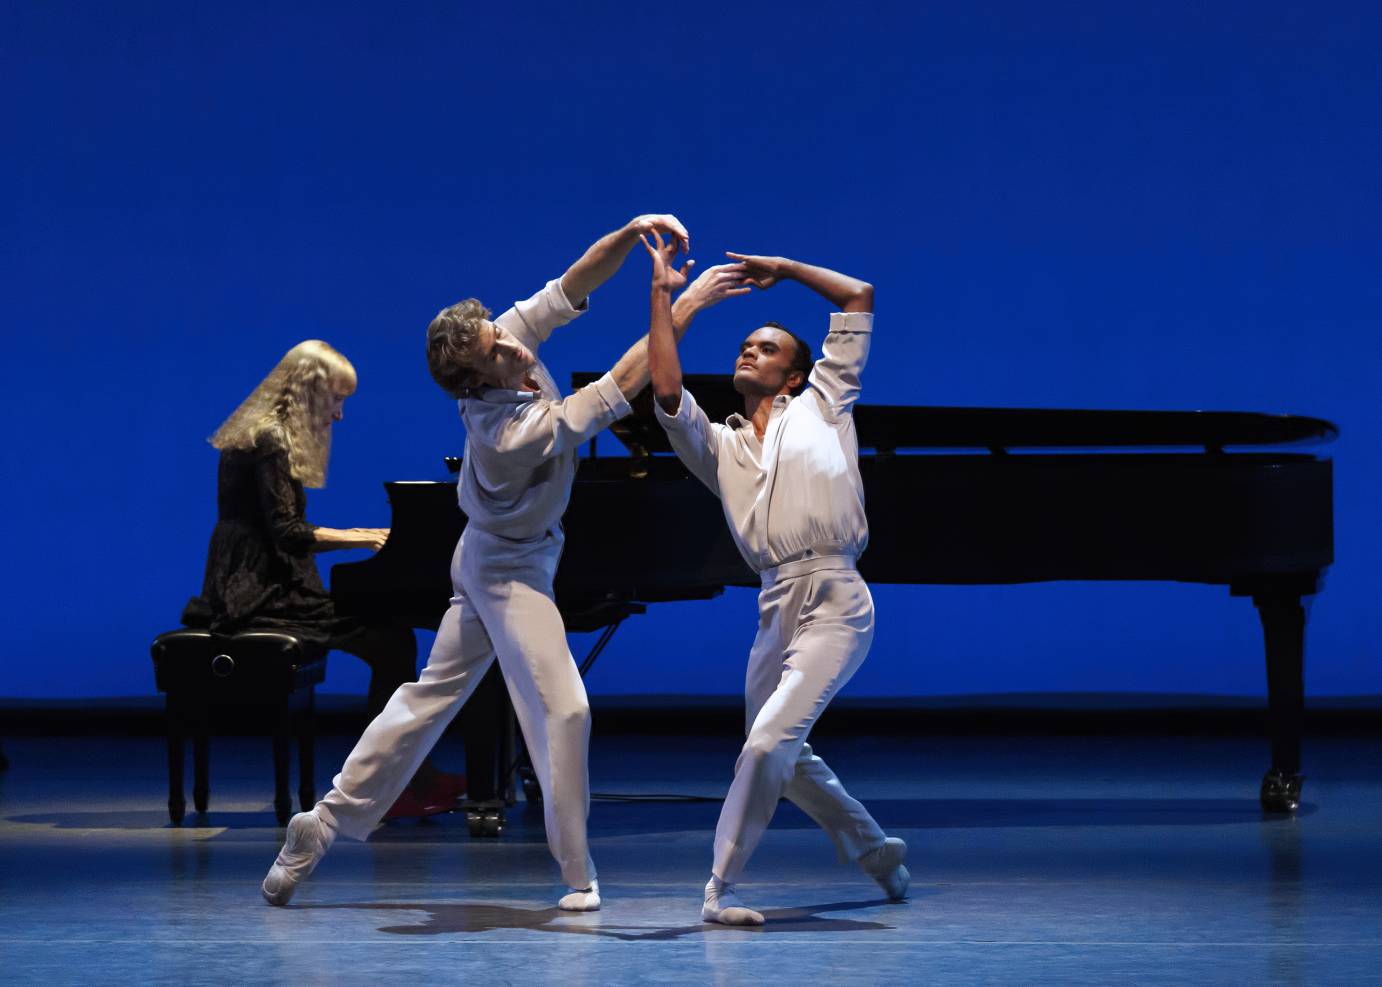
609, 899, 899, 942
304, 897, 895, 941
306, 900, 565, 935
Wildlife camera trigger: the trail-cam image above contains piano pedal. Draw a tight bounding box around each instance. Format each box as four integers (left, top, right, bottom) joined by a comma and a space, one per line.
1260, 769, 1304, 813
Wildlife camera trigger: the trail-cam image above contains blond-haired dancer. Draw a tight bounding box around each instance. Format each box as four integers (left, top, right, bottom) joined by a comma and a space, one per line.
643, 233, 909, 925
263, 215, 749, 910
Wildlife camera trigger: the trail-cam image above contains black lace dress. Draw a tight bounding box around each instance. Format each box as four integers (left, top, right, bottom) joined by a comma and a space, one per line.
182, 437, 351, 645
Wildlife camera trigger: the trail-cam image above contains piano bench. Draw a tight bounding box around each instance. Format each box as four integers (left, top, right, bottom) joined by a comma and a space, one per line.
150, 629, 327, 826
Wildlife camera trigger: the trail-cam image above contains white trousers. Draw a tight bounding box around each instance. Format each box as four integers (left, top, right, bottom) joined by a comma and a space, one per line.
712, 563, 886, 883
316, 526, 596, 889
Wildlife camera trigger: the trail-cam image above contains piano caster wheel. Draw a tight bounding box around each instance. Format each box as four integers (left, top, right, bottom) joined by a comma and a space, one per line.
522, 776, 543, 804
466, 808, 504, 838
169, 798, 186, 825
1260, 769, 1303, 813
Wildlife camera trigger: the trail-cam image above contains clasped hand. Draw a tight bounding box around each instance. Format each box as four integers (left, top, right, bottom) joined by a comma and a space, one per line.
628, 214, 690, 254
640, 231, 754, 315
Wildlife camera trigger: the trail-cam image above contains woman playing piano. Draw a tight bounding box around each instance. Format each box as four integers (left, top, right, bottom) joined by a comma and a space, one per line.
182, 340, 462, 818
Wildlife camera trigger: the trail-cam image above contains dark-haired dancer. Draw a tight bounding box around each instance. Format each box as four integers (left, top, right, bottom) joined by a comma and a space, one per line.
643, 235, 909, 925
262, 215, 748, 910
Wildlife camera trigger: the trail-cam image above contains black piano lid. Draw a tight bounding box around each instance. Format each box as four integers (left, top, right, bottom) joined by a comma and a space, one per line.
572, 372, 1338, 455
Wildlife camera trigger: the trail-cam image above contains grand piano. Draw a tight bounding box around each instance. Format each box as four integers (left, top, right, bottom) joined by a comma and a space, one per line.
333, 373, 1336, 819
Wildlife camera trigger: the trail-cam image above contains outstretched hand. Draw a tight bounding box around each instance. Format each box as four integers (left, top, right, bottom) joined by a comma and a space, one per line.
640, 230, 691, 291
630, 214, 690, 253
726, 251, 786, 290
679, 261, 752, 312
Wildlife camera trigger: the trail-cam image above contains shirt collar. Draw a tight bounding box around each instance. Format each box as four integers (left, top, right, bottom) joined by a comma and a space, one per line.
725, 393, 794, 429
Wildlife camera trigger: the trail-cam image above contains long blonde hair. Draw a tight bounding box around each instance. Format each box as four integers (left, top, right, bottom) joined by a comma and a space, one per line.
210, 340, 357, 488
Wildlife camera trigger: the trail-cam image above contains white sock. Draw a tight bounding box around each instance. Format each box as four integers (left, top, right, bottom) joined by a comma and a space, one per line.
701, 875, 764, 926
558, 878, 601, 911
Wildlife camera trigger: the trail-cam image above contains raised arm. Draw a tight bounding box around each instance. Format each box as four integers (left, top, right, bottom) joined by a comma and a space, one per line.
559, 214, 690, 309
730, 251, 874, 416
641, 234, 731, 490
645, 232, 689, 413
727, 252, 873, 313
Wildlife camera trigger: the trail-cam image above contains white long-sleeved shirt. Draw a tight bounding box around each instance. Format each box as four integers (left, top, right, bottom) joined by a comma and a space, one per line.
457, 278, 632, 540
655, 311, 873, 574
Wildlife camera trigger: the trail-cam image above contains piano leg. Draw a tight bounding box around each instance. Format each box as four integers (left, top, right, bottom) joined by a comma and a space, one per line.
463, 666, 502, 803
192, 702, 210, 815
1252, 588, 1307, 813
166, 694, 187, 825
519, 760, 542, 804
296, 689, 316, 813
272, 704, 292, 825
458, 665, 506, 837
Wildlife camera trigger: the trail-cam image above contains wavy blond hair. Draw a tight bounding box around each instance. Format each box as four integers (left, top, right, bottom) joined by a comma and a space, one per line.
210, 340, 357, 488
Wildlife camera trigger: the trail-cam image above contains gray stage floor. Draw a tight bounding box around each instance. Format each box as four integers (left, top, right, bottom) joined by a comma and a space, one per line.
1, 732, 1380, 985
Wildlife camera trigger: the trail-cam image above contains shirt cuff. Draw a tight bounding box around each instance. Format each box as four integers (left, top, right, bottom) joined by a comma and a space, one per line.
653, 386, 694, 427
552, 277, 589, 315
828, 311, 873, 334
592, 371, 633, 421
509, 277, 590, 348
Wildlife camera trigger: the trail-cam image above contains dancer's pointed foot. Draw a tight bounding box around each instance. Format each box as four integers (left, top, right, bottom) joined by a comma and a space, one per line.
559, 879, 601, 911
860, 836, 910, 900
701, 875, 764, 926
262, 809, 335, 906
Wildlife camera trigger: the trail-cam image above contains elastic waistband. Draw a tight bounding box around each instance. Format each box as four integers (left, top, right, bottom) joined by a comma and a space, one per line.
462, 524, 563, 549
760, 553, 856, 588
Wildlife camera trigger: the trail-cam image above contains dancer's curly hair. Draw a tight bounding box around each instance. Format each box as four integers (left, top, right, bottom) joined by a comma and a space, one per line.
210, 340, 357, 488
426, 298, 491, 397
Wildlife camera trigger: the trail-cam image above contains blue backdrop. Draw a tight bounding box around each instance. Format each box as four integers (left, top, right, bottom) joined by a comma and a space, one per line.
3, 1, 1378, 700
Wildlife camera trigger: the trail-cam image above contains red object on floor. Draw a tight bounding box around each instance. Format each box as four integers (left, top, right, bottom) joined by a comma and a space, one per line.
430, 771, 467, 802
381, 788, 435, 820
382, 772, 467, 821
